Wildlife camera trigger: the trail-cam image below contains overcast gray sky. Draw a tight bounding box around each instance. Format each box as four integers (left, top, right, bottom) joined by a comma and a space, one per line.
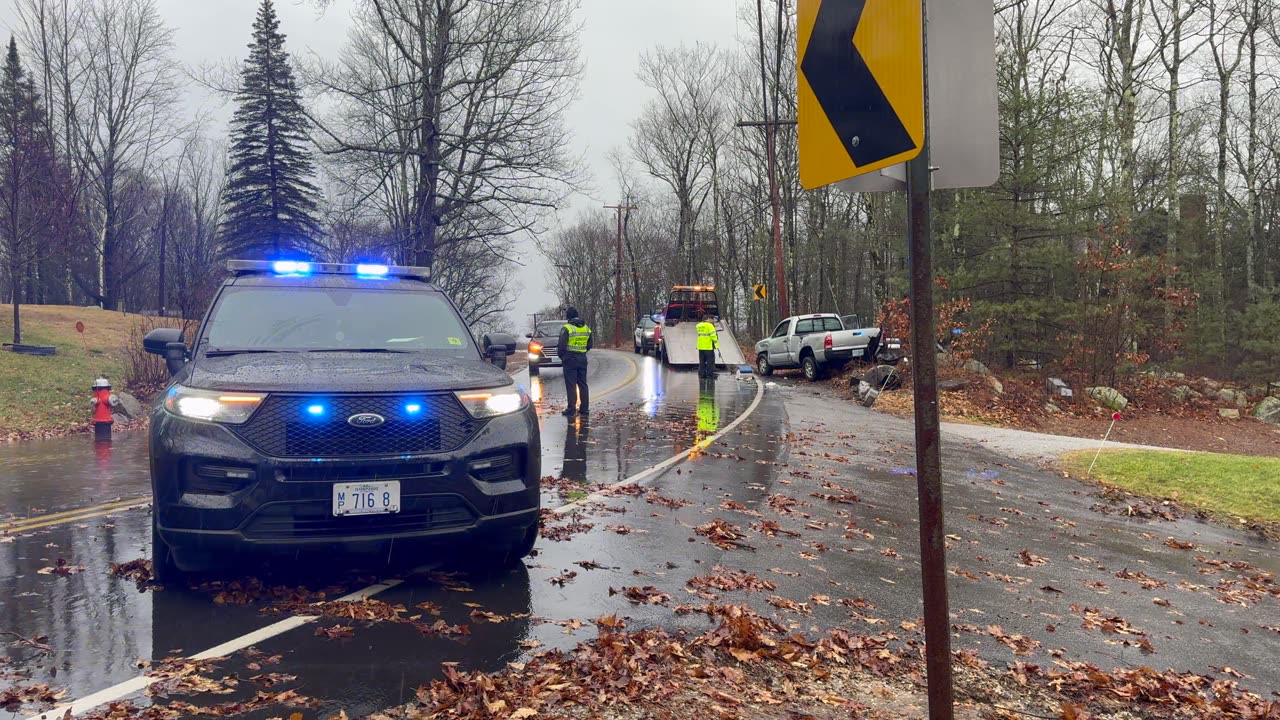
0, 0, 745, 331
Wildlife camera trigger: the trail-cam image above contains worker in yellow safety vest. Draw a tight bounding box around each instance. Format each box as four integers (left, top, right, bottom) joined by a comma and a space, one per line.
695, 314, 719, 379
557, 306, 593, 417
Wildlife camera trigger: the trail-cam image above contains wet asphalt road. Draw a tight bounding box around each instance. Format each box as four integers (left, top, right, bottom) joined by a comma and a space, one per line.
1, 354, 1278, 719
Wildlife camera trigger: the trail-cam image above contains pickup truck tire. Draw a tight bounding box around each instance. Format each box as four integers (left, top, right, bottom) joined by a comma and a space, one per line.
756, 353, 774, 376
802, 354, 822, 382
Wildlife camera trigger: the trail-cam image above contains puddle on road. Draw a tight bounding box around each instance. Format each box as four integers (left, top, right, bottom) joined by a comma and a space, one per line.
0, 365, 762, 717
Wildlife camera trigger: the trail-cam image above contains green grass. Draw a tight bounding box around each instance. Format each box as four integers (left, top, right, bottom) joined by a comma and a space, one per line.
565, 490, 589, 501
0, 305, 142, 438
1062, 449, 1280, 525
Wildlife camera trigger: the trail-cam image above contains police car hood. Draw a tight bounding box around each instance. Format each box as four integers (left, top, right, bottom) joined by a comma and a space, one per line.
187, 352, 513, 394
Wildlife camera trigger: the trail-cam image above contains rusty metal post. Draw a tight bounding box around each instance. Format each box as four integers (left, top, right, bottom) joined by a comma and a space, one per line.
605, 203, 637, 348
906, 0, 953, 717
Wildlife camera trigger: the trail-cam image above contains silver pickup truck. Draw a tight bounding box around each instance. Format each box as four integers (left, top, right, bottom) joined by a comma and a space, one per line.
755, 314, 882, 381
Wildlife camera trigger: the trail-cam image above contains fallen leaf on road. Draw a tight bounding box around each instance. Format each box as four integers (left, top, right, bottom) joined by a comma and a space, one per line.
37, 559, 86, 576
315, 625, 354, 639
549, 570, 577, 587
610, 586, 672, 605
1017, 550, 1047, 567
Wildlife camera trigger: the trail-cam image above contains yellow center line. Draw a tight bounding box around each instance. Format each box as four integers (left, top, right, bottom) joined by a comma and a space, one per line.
6, 355, 640, 536
1, 497, 151, 534
595, 351, 641, 401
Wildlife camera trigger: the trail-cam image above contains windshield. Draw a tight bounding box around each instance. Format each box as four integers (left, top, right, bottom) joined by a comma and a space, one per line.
201, 286, 477, 354
535, 321, 565, 337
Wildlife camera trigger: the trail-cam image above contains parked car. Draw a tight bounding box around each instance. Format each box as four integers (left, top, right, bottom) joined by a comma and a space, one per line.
143, 260, 536, 580
755, 313, 882, 381
633, 315, 659, 354
526, 320, 569, 376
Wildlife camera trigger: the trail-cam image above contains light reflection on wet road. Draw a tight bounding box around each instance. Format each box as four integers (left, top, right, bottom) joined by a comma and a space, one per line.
0, 350, 766, 717
5, 355, 1278, 719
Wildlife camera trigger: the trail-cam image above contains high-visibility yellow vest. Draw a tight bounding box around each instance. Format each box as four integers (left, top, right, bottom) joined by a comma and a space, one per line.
695, 321, 719, 351
564, 323, 591, 352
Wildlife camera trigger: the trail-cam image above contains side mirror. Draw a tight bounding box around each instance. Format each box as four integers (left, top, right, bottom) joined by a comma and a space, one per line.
525, 332, 533, 339
483, 332, 517, 370
144, 328, 186, 375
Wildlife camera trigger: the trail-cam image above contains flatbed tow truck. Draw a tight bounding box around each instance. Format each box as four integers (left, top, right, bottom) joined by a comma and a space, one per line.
653, 285, 747, 369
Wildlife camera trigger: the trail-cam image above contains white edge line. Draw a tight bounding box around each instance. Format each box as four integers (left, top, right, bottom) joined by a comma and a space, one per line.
35, 364, 762, 718
28, 579, 404, 719
552, 375, 765, 516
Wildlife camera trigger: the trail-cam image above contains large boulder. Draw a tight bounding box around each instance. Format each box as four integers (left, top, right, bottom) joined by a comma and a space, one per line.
962, 359, 991, 376
1170, 385, 1201, 404
1215, 388, 1248, 409
1044, 377, 1073, 401
939, 378, 968, 392
1254, 397, 1280, 425
1219, 408, 1241, 420
986, 375, 1004, 395
1086, 386, 1128, 412
113, 391, 144, 420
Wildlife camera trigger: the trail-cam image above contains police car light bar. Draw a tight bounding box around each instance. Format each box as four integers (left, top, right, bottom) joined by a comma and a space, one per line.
226, 260, 431, 281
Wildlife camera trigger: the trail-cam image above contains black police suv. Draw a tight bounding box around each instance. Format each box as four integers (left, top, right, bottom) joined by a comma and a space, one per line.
143, 260, 537, 580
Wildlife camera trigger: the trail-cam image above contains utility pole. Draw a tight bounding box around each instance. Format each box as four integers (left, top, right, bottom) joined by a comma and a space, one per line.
905, 2, 953, 717
735, 119, 795, 323
605, 202, 637, 347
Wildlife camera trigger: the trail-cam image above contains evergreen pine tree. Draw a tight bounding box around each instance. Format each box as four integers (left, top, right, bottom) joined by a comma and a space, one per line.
1, 37, 53, 345
220, 0, 323, 260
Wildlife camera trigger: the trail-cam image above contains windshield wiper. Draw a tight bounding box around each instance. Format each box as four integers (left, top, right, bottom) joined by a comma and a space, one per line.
204, 348, 296, 357
303, 348, 416, 354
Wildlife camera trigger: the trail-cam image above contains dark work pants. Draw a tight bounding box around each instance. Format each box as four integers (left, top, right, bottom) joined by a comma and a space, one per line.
564, 360, 589, 412
698, 349, 716, 377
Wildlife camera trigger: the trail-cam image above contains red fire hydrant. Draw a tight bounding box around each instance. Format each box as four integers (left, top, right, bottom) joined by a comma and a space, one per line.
92, 377, 116, 441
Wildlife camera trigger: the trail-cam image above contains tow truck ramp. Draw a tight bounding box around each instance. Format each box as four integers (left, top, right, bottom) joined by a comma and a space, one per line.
655, 285, 748, 369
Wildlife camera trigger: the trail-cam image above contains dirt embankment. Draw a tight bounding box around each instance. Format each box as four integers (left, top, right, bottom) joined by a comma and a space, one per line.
854, 362, 1280, 458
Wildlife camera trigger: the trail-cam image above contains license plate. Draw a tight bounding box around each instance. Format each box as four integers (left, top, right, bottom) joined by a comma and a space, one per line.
332, 481, 401, 516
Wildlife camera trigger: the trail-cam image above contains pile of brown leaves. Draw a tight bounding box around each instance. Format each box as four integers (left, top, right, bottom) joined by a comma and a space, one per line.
416, 606, 910, 720
0, 683, 66, 711
194, 578, 330, 606
268, 597, 409, 623
1030, 662, 1280, 718
538, 511, 595, 542
694, 520, 752, 551
110, 559, 154, 589
685, 568, 776, 601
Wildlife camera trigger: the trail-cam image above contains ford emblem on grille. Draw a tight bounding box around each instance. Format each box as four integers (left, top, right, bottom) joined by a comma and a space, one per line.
347, 412, 386, 428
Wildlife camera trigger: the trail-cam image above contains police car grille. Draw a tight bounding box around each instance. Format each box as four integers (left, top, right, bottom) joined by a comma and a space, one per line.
242, 495, 476, 539
233, 395, 481, 458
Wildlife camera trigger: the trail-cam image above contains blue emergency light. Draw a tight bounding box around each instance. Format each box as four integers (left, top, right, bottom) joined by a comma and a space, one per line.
227, 260, 430, 281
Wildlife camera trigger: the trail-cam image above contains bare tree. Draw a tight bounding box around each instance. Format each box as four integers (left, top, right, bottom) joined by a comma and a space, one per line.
69, 0, 182, 310
309, 0, 584, 322
629, 43, 728, 284
1205, 0, 1249, 320
1148, 0, 1205, 313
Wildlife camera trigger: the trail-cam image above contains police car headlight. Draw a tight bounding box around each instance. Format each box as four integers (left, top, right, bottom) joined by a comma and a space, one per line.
455, 387, 529, 419
164, 385, 265, 424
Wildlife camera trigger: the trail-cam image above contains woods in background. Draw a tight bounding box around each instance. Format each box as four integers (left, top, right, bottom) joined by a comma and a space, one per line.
1, 0, 1277, 385
542, 0, 1279, 385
